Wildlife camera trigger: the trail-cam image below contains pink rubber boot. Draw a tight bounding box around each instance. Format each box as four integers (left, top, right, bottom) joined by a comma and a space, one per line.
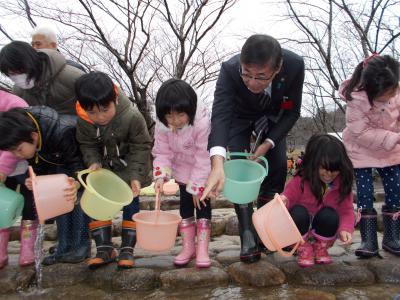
312, 230, 335, 264
0, 228, 10, 269
297, 232, 314, 268
19, 220, 38, 266
196, 218, 211, 268
174, 217, 196, 266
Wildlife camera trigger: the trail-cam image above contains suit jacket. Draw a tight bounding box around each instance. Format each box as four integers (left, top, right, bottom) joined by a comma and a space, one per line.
208, 49, 304, 149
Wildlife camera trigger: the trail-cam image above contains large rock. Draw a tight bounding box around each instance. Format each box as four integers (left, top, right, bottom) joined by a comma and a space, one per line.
41, 262, 90, 288
284, 263, 375, 286
86, 264, 157, 291
211, 217, 227, 237
215, 250, 240, 265
160, 266, 229, 289
0, 265, 35, 293
228, 260, 286, 287
292, 288, 336, 300
225, 215, 239, 236
368, 258, 400, 283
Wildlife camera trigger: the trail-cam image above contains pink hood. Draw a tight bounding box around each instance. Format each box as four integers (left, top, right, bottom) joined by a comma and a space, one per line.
0, 91, 28, 176
340, 79, 400, 168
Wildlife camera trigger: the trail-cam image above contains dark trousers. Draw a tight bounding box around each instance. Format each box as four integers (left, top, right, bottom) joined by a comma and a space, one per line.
227, 118, 287, 198
355, 166, 400, 209
179, 184, 211, 220
122, 196, 140, 221
289, 205, 339, 237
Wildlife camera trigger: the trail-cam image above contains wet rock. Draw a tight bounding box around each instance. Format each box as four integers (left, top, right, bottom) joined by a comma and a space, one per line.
228, 260, 286, 287
111, 268, 158, 291
211, 217, 226, 237
368, 258, 400, 283
329, 245, 346, 257
15, 267, 36, 290
0, 265, 19, 293
86, 264, 157, 291
225, 215, 239, 236
135, 255, 175, 271
211, 198, 234, 209
44, 224, 57, 241
160, 266, 229, 289
41, 262, 90, 288
287, 263, 375, 286
215, 250, 240, 265
293, 288, 336, 300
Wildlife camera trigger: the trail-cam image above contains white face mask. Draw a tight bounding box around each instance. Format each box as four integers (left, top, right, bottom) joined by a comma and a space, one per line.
8, 74, 35, 89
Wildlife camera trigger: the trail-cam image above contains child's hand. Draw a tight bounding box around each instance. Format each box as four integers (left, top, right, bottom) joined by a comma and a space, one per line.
192, 195, 207, 210
279, 194, 288, 206
154, 178, 164, 194
339, 231, 352, 245
88, 163, 102, 171
64, 177, 79, 203
131, 180, 141, 198
0, 172, 6, 183
25, 177, 33, 191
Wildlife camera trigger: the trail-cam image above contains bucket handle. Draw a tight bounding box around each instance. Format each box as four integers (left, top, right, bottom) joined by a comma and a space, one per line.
227, 152, 269, 176
264, 196, 302, 257
28, 166, 36, 180
77, 169, 96, 194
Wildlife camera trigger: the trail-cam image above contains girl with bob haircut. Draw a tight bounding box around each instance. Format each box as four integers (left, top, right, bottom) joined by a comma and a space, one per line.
152, 78, 212, 268
280, 134, 355, 267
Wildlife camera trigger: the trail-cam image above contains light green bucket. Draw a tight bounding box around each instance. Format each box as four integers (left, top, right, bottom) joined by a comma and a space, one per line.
223, 152, 269, 204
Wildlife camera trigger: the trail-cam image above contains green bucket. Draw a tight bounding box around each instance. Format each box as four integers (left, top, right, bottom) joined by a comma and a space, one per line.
223, 152, 269, 204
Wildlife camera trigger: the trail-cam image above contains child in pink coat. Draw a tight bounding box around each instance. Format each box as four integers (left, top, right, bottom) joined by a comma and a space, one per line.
340, 54, 400, 258
152, 79, 211, 268
281, 134, 355, 267
0, 90, 36, 269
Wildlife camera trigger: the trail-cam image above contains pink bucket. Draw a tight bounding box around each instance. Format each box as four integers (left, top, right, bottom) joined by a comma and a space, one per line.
29, 166, 74, 224
252, 193, 303, 257
133, 191, 181, 252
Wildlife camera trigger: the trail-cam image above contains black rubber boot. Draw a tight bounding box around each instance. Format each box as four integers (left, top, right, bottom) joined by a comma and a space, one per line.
59, 205, 91, 263
117, 221, 137, 269
87, 220, 117, 270
382, 205, 400, 256
355, 208, 379, 258
256, 195, 274, 254
235, 203, 261, 263
42, 213, 72, 266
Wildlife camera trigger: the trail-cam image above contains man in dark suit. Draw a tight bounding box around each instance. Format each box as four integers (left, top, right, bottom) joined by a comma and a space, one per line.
201, 34, 305, 263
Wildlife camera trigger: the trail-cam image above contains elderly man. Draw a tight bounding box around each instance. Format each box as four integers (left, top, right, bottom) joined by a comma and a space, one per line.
31, 26, 86, 72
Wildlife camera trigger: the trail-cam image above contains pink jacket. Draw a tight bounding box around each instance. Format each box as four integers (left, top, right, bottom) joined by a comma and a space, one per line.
0, 91, 28, 176
340, 79, 400, 168
152, 109, 211, 196
282, 175, 355, 234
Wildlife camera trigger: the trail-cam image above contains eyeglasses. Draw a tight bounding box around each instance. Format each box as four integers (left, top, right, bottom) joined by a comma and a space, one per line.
239, 66, 276, 83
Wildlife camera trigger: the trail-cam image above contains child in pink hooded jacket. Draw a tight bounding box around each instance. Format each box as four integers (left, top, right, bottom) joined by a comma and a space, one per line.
152, 79, 211, 268
0, 90, 30, 269
0, 91, 28, 181
340, 54, 400, 258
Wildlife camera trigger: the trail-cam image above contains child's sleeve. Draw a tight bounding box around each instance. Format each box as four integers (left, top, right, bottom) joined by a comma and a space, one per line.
58, 127, 85, 177
152, 123, 173, 181
346, 95, 400, 151
0, 151, 19, 176
186, 117, 211, 197
126, 108, 152, 184
338, 193, 355, 234
76, 119, 103, 167
281, 176, 301, 209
